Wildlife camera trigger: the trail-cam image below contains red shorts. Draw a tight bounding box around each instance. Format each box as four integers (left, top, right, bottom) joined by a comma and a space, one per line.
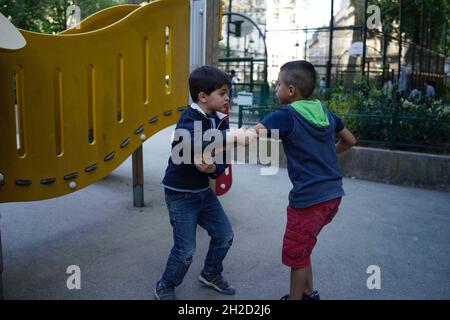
282, 197, 341, 268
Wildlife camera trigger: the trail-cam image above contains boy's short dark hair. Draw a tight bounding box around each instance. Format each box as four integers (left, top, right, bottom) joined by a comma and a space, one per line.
280, 60, 317, 98
189, 65, 231, 102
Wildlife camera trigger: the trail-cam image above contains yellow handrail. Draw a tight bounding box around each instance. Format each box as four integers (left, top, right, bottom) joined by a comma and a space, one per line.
60, 4, 139, 35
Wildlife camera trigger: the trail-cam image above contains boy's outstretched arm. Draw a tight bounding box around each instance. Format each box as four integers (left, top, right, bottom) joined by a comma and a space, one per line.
250, 123, 267, 135
225, 127, 259, 146
336, 128, 357, 154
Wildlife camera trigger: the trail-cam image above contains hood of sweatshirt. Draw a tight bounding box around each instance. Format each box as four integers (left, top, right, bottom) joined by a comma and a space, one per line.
289, 99, 332, 142
291, 99, 329, 127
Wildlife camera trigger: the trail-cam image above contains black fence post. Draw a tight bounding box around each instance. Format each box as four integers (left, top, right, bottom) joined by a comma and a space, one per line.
411, 44, 416, 88
238, 105, 243, 128
326, 0, 334, 89
442, 20, 448, 96
250, 59, 254, 92
397, 0, 403, 78
382, 30, 389, 86
226, 0, 232, 73
427, 14, 432, 86
418, 0, 424, 91
362, 0, 368, 76
389, 91, 400, 150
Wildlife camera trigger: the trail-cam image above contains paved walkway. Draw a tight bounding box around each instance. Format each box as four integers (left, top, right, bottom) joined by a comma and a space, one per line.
1, 126, 449, 299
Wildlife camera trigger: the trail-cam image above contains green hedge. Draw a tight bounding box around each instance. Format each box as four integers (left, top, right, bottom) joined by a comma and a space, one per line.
238, 83, 450, 153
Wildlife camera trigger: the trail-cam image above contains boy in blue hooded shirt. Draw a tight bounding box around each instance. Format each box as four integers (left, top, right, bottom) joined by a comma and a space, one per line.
250, 61, 356, 300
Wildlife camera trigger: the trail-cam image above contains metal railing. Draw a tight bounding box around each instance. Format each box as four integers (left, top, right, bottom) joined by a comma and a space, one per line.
237, 105, 450, 153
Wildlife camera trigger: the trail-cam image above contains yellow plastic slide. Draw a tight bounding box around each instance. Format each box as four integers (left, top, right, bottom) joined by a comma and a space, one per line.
0, 0, 190, 203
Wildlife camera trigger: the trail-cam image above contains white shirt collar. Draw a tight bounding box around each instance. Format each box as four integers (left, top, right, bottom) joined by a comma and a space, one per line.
190, 103, 227, 120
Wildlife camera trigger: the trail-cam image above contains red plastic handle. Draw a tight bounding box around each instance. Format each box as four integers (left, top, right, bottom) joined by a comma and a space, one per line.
215, 102, 232, 196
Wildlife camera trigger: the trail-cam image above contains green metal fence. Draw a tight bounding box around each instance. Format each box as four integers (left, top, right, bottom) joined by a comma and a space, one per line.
340, 113, 450, 152
232, 83, 271, 106
238, 105, 275, 128
238, 105, 450, 153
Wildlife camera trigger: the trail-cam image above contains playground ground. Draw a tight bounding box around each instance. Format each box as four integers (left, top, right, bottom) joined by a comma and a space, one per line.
0, 125, 449, 300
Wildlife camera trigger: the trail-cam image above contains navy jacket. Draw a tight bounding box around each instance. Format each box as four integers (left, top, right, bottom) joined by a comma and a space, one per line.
162, 104, 229, 190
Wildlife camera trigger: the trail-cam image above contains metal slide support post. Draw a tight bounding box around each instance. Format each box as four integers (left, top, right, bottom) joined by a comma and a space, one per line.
129, 0, 144, 208
132, 146, 144, 207
190, 0, 207, 72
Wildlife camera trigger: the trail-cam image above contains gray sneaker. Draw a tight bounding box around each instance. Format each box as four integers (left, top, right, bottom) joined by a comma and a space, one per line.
198, 272, 236, 295
154, 281, 175, 300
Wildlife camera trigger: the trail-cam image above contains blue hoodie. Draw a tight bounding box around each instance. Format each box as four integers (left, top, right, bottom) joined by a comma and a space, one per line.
261, 103, 345, 208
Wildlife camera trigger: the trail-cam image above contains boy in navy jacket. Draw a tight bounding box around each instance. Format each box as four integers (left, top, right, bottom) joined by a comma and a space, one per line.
155, 66, 236, 300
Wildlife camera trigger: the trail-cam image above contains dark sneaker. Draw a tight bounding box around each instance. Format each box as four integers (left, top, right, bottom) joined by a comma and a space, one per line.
154, 281, 175, 300
302, 290, 320, 300
198, 272, 236, 295
280, 291, 320, 300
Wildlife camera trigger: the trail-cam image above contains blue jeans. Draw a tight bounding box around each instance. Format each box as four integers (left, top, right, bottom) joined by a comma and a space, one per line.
160, 188, 234, 287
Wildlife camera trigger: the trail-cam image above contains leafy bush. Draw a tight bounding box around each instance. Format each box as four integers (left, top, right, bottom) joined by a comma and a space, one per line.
244, 73, 450, 153
322, 80, 450, 152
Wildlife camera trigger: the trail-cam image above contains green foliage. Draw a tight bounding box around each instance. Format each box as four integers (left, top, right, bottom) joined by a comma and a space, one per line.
369, 0, 450, 53
322, 75, 450, 152
395, 100, 450, 150
0, 0, 128, 34
240, 76, 450, 152
0, 0, 49, 33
